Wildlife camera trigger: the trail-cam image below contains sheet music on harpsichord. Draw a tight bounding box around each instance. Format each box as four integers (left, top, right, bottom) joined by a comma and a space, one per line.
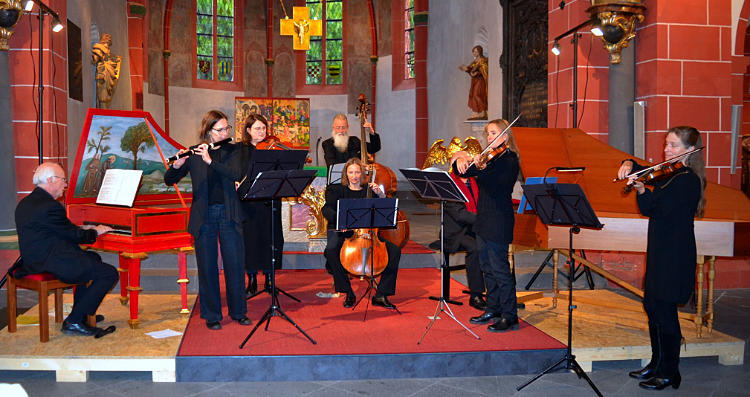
96, 169, 143, 207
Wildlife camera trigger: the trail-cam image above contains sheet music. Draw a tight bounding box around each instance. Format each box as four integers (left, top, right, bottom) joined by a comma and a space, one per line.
96, 169, 143, 207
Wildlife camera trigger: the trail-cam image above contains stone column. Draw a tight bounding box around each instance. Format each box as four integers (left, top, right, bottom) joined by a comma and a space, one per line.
0, 51, 18, 230
608, 40, 635, 154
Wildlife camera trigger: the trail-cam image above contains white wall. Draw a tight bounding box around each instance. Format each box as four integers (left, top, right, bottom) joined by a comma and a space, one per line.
66, 0, 131, 167
374, 55, 415, 179
427, 0, 502, 146
144, 85, 243, 146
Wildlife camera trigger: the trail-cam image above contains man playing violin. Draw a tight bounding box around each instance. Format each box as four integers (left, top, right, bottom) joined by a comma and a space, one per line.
321, 158, 401, 309
321, 113, 381, 167
453, 119, 521, 332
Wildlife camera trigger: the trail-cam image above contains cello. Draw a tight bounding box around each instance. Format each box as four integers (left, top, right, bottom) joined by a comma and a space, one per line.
338, 99, 389, 277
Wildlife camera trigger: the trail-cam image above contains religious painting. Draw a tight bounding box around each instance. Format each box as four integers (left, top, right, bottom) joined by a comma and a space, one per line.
235, 97, 310, 148
67, 109, 191, 204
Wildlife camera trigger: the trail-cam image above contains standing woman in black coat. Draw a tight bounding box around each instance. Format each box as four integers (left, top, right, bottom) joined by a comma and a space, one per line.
164, 110, 251, 330
453, 118, 520, 332
617, 126, 706, 390
239, 114, 283, 295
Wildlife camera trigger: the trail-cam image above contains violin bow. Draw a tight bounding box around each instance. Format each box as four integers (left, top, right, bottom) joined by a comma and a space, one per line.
467, 113, 522, 168
614, 146, 704, 182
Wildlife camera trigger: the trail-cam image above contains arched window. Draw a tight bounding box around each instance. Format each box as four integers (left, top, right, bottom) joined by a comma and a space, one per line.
392, 0, 415, 90
296, 0, 346, 94
193, 0, 243, 90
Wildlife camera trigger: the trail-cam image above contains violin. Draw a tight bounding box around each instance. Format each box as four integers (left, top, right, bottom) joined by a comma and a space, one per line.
254, 135, 313, 163
255, 135, 290, 150
475, 142, 509, 170
465, 113, 521, 171
616, 146, 704, 194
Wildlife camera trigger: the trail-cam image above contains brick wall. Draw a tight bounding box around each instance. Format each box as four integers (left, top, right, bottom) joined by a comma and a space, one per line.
9, 0, 68, 198
547, 0, 610, 142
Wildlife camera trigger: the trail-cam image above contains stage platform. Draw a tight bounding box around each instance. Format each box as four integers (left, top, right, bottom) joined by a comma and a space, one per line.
0, 269, 743, 383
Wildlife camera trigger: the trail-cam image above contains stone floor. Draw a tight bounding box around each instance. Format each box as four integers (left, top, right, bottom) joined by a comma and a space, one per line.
1, 194, 748, 396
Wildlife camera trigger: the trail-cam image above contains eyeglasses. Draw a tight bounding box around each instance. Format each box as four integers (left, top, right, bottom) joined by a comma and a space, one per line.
51, 176, 67, 183
333, 126, 348, 131
212, 125, 233, 133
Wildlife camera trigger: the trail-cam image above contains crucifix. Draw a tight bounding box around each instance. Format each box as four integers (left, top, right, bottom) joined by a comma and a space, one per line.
280, 6, 322, 50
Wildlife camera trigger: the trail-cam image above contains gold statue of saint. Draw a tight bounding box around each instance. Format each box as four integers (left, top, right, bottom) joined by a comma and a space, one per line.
91, 33, 122, 108
459, 45, 488, 120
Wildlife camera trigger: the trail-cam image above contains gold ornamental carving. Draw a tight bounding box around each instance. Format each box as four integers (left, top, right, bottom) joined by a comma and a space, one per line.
588, 0, 646, 64
292, 185, 327, 239
0, 1, 25, 51
422, 136, 483, 169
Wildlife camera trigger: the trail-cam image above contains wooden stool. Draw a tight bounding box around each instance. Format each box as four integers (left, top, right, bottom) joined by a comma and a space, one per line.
7, 272, 94, 342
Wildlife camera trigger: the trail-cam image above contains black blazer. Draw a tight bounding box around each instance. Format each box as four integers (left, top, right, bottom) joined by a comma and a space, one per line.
442, 200, 477, 253
164, 144, 244, 237
632, 160, 701, 304
322, 133, 381, 166
454, 150, 519, 244
14, 187, 102, 282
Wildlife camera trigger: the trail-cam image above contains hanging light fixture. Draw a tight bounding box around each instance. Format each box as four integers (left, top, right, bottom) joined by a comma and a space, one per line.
551, 40, 561, 56
587, 0, 646, 64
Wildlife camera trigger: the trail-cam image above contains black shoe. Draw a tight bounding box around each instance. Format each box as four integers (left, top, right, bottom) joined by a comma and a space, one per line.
470, 312, 499, 324
487, 317, 520, 332
639, 373, 681, 390
372, 295, 397, 310
61, 319, 100, 336
246, 273, 258, 296
343, 291, 356, 308
95, 314, 105, 323
235, 316, 252, 326
469, 295, 487, 311
263, 272, 271, 290
629, 364, 656, 380
206, 320, 222, 330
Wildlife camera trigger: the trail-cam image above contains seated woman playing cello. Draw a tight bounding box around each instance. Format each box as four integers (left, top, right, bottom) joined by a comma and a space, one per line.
322, 158, 401, 309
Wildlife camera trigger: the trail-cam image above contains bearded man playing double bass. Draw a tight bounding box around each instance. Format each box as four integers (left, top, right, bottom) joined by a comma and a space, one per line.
322, 158, 401, 309
321, 113, 381, 167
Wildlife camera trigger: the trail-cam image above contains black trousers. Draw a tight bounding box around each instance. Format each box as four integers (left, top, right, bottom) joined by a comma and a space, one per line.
477, 235, 517, 321
643, 291, 682, 378
54, 255, 118, 324
452, 233, 484, 297
324, 230, 400, 296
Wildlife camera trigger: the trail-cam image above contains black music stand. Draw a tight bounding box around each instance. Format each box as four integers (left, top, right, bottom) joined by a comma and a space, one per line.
337, 197, 399, 319
239, 168, 318, 347
400, 168, 481, 344
240, 149, 307, 303
516, 183, 603, 396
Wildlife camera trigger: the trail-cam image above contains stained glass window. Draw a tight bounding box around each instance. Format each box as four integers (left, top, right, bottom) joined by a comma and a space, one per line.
305, 0, 343, 86
196, 0, 235, 82
404, 0, 415, 79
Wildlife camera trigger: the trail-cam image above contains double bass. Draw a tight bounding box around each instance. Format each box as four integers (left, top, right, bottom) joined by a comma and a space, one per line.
347, 95, 411, 248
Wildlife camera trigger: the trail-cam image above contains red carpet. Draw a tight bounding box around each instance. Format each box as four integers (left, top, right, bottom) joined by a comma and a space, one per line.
177, 268, 564, 356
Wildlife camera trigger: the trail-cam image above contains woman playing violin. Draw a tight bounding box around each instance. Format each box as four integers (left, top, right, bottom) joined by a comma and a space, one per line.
239, 114, 283, 296
321, 158, 401, 309
453, 119, 521, 333
617, 126, 706, 391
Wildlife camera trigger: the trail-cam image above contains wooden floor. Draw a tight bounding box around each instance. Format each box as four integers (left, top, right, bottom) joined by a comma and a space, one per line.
0, 289, 744, 382
520, 290, 745, 371
0, 293, 193, 382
